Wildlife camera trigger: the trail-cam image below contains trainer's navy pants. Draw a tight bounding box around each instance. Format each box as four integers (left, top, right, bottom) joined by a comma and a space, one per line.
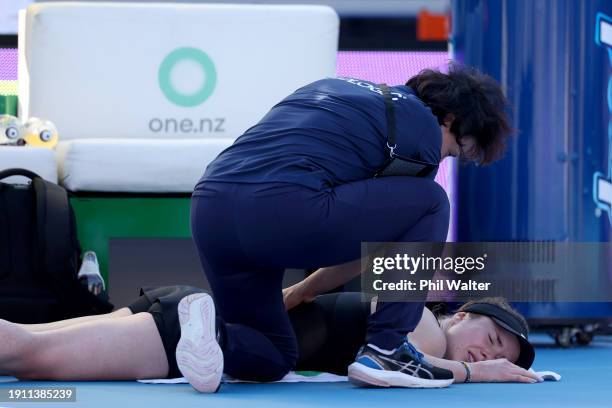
191, 177, 449, 381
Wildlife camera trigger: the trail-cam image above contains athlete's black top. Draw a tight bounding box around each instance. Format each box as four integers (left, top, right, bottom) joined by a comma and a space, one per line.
290, 292, 371, 375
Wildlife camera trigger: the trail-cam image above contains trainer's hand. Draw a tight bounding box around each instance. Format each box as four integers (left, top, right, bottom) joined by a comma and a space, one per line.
282, 283, 315, 310
469, 359, 543, 383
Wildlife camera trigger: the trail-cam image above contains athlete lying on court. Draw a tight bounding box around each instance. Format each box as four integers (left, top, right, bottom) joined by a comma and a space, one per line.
0, 286, 540, 386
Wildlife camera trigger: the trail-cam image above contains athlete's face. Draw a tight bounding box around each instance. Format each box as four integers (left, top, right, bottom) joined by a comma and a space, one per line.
440, 118, 478, 162
444, 312, 521, 364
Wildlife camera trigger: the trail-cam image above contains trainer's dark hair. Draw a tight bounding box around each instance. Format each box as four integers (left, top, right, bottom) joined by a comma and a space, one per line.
406, 64, 513, 165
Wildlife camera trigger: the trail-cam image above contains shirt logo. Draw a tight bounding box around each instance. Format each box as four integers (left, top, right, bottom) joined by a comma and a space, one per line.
336, 77, 408, 100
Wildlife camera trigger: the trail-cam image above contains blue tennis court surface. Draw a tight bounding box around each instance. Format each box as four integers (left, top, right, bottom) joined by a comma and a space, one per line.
2, 335, 611, 408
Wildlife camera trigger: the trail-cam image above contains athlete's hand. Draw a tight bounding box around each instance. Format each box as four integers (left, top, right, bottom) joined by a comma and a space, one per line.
282, 283, 315, 310
469, 359, 543, 383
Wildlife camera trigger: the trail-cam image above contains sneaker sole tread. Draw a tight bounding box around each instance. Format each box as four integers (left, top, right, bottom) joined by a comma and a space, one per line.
176, 293, 223, 393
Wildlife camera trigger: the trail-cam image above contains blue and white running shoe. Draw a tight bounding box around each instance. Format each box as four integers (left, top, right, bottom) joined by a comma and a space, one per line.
348, 341, 454, 388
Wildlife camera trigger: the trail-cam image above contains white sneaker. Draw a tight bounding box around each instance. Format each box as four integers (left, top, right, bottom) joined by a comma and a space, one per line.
176, 293, 224, 393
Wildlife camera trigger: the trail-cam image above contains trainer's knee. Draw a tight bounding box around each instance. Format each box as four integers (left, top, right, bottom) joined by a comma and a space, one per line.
424, 179, 450, 216
230, 357, 295, 382
228, 338, 298, 382
254, 361, 294, 382
257, 340, 298, 382
276, 342, 299, 380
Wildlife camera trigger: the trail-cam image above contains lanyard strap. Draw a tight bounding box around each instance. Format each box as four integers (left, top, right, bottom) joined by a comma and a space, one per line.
380, 84, 397, 157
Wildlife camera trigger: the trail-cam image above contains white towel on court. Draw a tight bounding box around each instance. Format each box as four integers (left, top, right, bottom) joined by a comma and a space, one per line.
138, 369, 561, 384
138, 371, 347, 384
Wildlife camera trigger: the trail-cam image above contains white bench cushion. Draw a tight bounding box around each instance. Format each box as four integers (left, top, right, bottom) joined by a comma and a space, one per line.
0, 146, 57, 184
56, 139, 231, 193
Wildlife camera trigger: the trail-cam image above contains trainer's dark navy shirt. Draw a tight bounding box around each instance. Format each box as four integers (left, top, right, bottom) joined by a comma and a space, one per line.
198, 77, 441, 191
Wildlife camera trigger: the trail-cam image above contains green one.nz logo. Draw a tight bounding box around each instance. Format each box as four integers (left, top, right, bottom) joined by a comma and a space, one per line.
151, 47, 225, 134
158, 47, 217, 107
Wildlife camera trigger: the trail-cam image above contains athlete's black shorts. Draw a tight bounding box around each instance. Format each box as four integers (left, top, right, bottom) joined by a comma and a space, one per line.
127, 285, 203, 378
127, 286, 371, 378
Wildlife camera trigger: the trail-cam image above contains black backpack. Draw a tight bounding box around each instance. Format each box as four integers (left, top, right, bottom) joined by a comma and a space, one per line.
0, 168, 113, 323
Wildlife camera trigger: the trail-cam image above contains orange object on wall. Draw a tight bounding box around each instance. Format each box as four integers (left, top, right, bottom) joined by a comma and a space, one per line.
417, 10, 449, 41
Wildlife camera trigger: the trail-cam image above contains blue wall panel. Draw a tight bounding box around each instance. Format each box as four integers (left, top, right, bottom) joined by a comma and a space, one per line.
452, 0, 612, 321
